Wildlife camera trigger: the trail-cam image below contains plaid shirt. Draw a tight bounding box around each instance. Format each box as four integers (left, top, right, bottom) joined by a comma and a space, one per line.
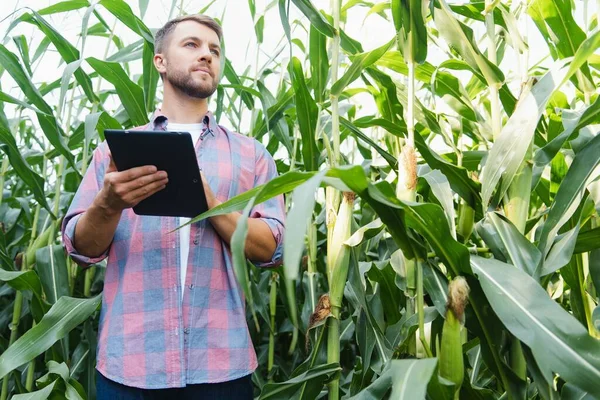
61, 110, 285, 388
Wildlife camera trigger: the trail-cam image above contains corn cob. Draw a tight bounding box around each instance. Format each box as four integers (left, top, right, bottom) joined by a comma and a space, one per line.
440, 276, 470, 398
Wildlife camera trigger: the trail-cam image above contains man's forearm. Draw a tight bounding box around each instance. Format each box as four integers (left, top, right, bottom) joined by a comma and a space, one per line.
209, 211, 277, 263
72, 199, 122, 258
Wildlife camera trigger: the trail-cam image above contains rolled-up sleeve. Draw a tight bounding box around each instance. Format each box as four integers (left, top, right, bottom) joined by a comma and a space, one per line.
249, 141, 285, 268
61, 142, 110, 268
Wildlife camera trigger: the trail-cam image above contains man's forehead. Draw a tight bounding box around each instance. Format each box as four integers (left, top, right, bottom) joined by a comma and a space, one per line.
172, 20, 219, 42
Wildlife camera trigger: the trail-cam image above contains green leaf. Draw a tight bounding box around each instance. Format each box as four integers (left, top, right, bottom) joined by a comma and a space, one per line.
433, 0, 504, 85
17, 12, 96, 103
0, 295, 101, 380
99, 0, 154, 44
188, 171, 315, 224
532, 96, 600, 189
290, 57, 320, 171
290, 0, 335, 38
0, 124, 52, 215
0, 90, 46, 114
528, 0, 592, 91
345, 219, 384, 247
11, 380, 57, 400
12, 35, 33, 76
422, 262, 448, 317
480, 60, 569, 208
38, 0, 90, 15
339, 116, 398, 170
309, 25, 328, 104
348, 358, 438, 399
574, 227, 600, 254
142, 40, 159, 112
352, 116, 482, 210
58, 60, 83, 117
87, 57, 148, 126
422, 170, 456, 239
283, 171, 326, 280
391, 0, 428, 64
476, 212, 540, 276
542, 224, 580, 276
259, 363, 341, 399
539, 133, 600, 257
561, 383, 597, 400
254, 15, 265, 43
471, 255, 600, 394
0, 44, 51, 114
35, 245, 70, 304
0, 269, 43, 297
223, 59, 255, 110
331, 38, 395, 97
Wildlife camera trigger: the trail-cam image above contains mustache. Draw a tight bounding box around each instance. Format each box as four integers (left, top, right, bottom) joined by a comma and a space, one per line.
191, 63, 213, 76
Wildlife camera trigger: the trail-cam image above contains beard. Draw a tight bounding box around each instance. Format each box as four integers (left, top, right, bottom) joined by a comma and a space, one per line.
165, 66, 218, 99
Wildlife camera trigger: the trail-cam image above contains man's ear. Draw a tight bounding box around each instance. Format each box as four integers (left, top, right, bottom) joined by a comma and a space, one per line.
154, 53, 167, 75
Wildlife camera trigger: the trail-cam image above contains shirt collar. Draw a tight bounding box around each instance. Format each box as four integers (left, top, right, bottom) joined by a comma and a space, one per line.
148, 109, 217, 137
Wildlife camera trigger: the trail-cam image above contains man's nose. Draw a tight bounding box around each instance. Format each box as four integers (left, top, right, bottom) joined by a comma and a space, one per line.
198, 45, 212, 63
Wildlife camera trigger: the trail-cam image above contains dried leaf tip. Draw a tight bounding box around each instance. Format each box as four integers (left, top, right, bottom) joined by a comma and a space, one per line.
447, 276, 470, 322
305, 294, 331, 351
343, 192, 356, 203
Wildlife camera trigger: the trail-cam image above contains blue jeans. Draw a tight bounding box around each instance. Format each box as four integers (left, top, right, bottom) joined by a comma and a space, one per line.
96, 370, 253, 400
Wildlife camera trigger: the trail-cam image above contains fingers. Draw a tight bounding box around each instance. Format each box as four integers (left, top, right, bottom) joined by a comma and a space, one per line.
128, 177, 169, 204
106, 153, 117, 174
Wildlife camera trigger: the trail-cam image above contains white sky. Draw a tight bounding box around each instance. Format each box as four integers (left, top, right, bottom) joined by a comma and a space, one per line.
0, 0, 592, 144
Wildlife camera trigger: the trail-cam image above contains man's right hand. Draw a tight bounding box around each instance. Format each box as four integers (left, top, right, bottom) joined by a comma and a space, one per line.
94, 155, 169, 215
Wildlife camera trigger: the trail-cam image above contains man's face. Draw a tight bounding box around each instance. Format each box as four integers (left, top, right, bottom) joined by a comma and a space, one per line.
158, 21, 221, 99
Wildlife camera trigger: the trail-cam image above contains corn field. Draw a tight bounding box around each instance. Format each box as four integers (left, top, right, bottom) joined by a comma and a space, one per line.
1, 0, 600, 399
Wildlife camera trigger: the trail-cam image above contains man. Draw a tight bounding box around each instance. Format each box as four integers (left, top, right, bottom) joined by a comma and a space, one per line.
62, 14, 285, 399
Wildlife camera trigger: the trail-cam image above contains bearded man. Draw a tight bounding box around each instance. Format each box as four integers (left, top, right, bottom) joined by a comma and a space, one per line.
62, 14, 284, 399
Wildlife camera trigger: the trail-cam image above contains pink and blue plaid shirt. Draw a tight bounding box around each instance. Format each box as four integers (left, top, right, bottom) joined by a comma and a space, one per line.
61, 110, 285, 389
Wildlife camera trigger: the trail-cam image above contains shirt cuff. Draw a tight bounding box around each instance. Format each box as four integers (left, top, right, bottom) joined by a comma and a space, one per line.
252, 217, 283, 268
62, 213, 110, 267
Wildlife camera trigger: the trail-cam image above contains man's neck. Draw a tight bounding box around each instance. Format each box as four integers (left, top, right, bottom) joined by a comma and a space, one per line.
160, 84, 209, 124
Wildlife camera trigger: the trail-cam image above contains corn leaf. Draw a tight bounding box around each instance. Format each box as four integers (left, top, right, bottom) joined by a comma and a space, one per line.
331, 39, 395, 97
471, 255, 600, 395
347, 358, 438, 400
259, 363, 341, 399
290, 57, 320, 171
290, 0, 335, 38
391, 0, 428, 64
35, 245, 70, 305
309, 25, 328, 104
283, 171, 326, 280
0, 294, 101, 380
433, 0, 504, 86
38, 0, 90, 15
538, 133, 600, 257
99, 0, 154, 44
11, 381, 56, 400
0, 124, 52, 215
87, 57, 148, 126
476, 212, 540, 276
480, 60, 569, 209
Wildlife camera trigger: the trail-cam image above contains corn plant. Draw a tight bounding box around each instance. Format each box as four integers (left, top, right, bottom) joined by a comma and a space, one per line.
1, 0, 600, 399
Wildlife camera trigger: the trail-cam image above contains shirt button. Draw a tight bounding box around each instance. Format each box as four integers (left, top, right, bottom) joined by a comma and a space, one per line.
189, 284, 194, 289
193, 239, 199, 245
184, 328, 190, 335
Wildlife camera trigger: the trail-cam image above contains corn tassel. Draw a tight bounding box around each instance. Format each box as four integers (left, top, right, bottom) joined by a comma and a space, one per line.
440, 276, 470, 398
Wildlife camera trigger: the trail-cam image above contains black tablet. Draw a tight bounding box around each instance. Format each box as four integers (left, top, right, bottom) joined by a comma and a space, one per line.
104, 129, 208, 218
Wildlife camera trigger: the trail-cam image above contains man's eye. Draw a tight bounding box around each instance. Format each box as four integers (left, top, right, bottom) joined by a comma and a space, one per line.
185, 42, 196, 48
211, 49, 220, 56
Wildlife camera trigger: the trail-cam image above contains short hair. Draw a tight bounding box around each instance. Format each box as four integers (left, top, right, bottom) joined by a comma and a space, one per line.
154, 14, 223, 54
